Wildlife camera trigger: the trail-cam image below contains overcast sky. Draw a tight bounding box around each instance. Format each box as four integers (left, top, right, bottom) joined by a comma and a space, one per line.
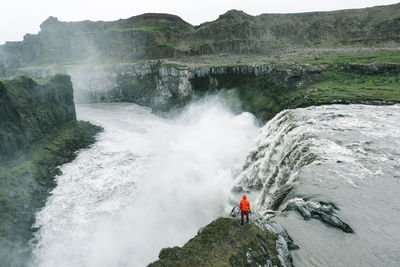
1, 0, 399, 44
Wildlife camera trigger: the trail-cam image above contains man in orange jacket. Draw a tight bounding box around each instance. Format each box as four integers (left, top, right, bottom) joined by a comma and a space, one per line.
239, 194, 251, 226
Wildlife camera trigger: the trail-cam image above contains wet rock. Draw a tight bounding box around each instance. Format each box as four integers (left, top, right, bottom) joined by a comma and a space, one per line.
229, 206, 241, 217
284, 199, 354, 233
230, 207, 296, 267
197, 227, 205, 235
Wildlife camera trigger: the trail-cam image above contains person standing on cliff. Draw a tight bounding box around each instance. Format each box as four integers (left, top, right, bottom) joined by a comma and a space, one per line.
239, 194, 251, 226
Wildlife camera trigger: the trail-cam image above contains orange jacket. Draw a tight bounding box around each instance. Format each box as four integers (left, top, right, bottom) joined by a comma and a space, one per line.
239, 194, 251, 211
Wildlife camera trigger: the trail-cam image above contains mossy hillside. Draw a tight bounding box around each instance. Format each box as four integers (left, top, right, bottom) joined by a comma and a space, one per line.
0, 121, 101, 242
0, 74, 102, 265
2, 3, 400, 68
280, 70, 400, 108
157, 42, 178, 48
0, 74, 76, 160
246, 68, 399, 121
91, 14, 191, 61
108, 25, 163, 33
149, 217, 282, 267
280, 50, 400, 65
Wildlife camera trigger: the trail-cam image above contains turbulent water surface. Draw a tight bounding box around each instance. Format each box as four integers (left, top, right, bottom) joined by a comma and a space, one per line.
32, 101, 400, 267
31, 99, 258, 267
236, 104, 400, 267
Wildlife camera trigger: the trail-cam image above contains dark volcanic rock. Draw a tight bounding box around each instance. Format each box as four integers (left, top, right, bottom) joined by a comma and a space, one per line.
284, 200, 354, 233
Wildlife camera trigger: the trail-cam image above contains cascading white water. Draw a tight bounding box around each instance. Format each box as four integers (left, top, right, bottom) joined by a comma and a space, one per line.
234, 110, 317, 211
31, 97, 259, 267
236, 104, 400, 267
31, 100, 400, 267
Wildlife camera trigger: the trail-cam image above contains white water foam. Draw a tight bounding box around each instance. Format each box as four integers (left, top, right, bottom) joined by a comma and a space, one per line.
235, 104, 400, 267
31, 98, 258, 267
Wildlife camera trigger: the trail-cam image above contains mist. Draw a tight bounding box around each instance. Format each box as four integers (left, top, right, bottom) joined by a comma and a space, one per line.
31, 96, 258, 266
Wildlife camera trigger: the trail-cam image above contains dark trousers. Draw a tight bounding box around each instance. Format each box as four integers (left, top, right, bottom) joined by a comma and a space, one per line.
241, 211, 249, 224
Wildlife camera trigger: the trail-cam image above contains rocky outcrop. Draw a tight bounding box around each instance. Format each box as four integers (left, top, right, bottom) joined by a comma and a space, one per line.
149, 215, 294, 267
9, 62, 326, 120
5, 62, 194, 106
0, 75, 76, 160
284, 199, 354, 233
0, 75, 102, 266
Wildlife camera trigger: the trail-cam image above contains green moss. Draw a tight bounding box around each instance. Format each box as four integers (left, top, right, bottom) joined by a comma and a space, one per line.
109, 25, 162, 33
30, 121, 102, 180
263, 60, 279, 64
168, 63, 187, 70
149, 218, 281, 267
284, 71, 400, 106
191, 70, 294, 120
112, 39, 125, 46
190, 63, 400, 121
0, 120, 102, 241
0, 74, 102, 252
271, 42, 289, 49
157, 43, 178, 48
374, 20, 388, 28
294, 51, 400, 64
191, 40, 206, 49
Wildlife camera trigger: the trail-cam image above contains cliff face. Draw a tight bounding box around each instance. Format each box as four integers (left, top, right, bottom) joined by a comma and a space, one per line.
0, 4, 399, 123
1, 3, 400, 68
6, 62, 323, 118
0, 75, 76, 160
0, 75, 101, 266
10, 59, 400, 121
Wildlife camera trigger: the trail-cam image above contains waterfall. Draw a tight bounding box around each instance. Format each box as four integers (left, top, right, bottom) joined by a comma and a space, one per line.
234, 104, 400, 267
31, 97, 259, 267
234, 109, 317, 212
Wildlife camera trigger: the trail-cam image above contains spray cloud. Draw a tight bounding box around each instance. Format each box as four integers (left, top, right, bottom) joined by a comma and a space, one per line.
32, 96, 258, 266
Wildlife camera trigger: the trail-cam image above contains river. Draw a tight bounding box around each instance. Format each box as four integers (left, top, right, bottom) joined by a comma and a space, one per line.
236, 104, 400, 267
31, 101, 400, 266
31, 98, 258, 267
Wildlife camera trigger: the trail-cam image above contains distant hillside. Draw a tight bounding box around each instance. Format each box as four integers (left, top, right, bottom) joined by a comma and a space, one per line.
0, 3, 400, 69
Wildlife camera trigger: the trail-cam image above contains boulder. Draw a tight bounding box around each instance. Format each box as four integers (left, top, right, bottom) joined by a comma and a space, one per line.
284, 199, 354, 233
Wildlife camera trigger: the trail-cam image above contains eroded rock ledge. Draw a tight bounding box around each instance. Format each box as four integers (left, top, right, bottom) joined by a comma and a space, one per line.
9, 60, 400, 121
149, 209, 297, 267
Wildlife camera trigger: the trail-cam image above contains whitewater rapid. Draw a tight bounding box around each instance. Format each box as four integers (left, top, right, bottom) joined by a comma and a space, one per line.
236, 104, 400, 267
31, 99, 258, 267
31, 101, 400, 267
